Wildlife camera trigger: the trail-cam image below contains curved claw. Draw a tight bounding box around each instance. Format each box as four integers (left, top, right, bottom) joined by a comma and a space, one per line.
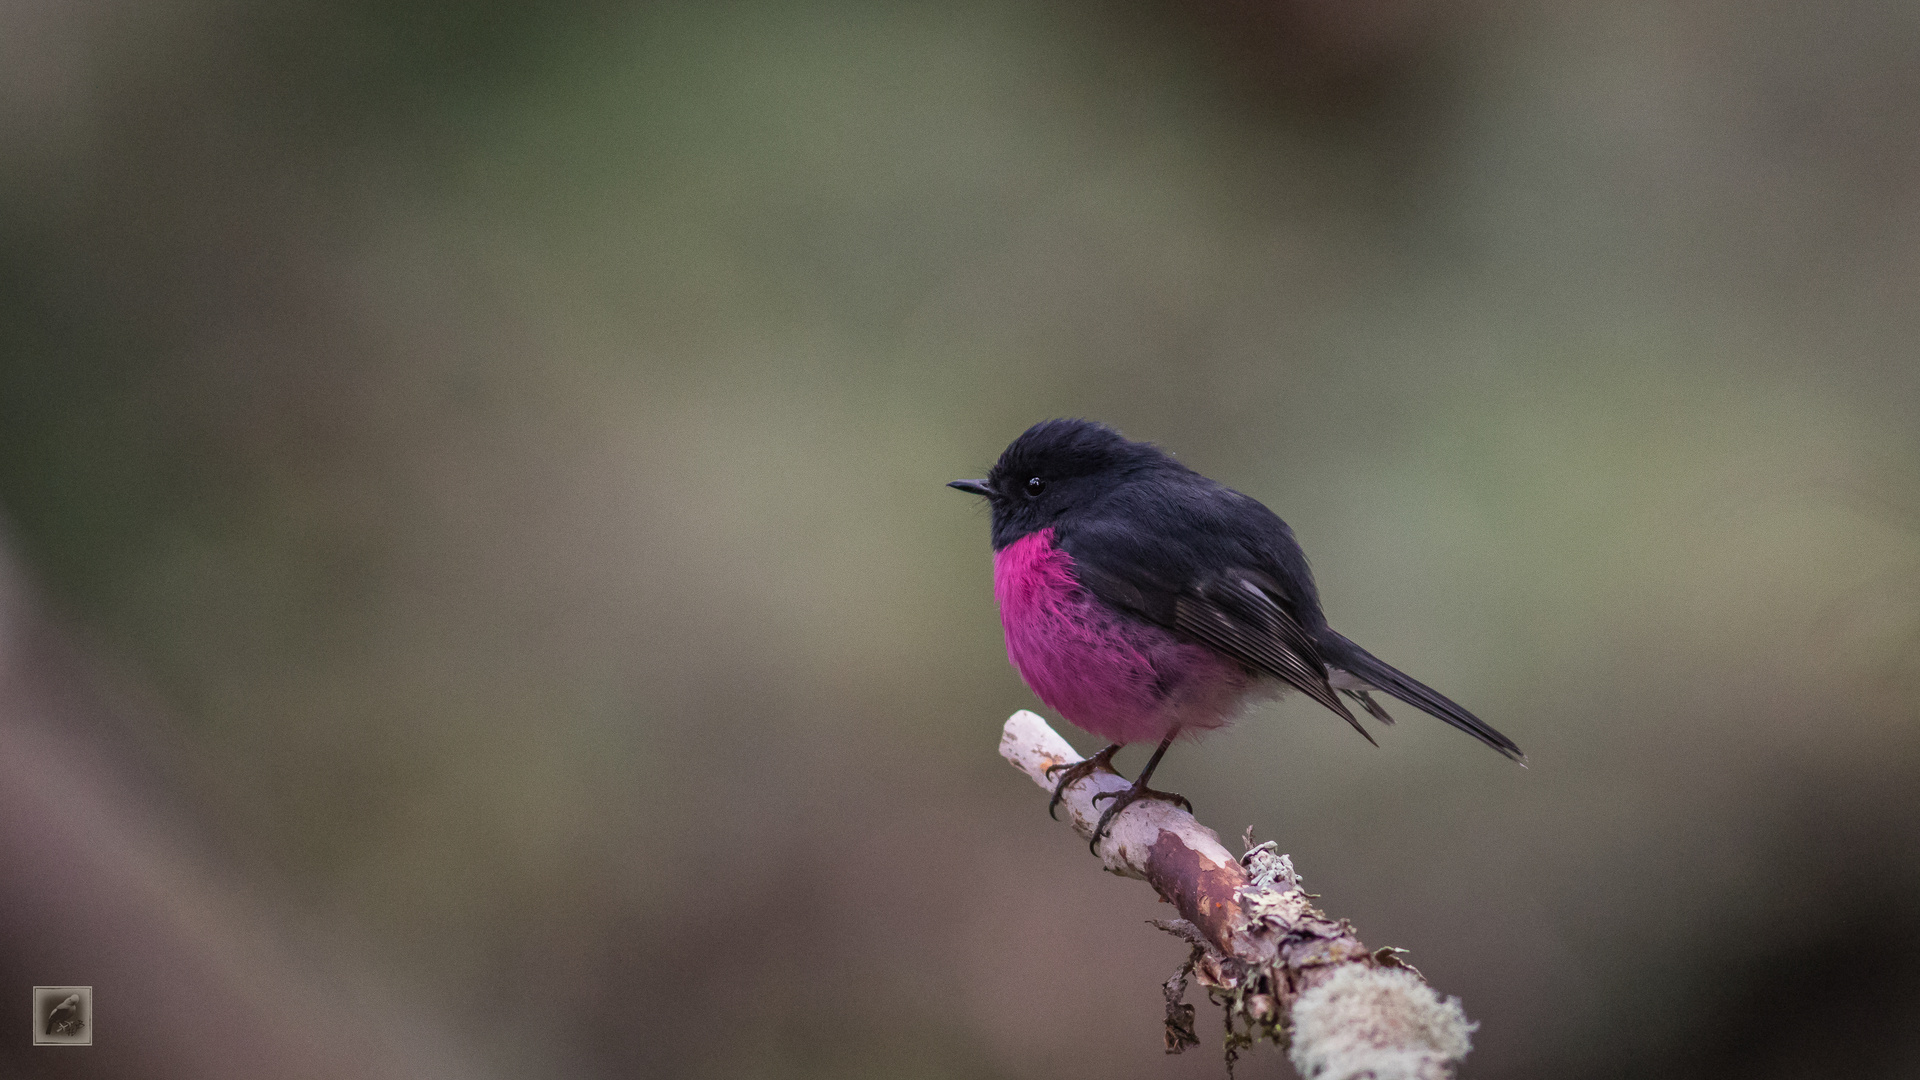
1085, 785, 1196, 852
1090, 786, 1191, 811
1090, 803, 1126, 853
1045, 744, 1122, 820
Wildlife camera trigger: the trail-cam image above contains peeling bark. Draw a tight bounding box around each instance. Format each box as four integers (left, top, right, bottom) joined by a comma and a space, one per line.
999, 710, 1476, 1080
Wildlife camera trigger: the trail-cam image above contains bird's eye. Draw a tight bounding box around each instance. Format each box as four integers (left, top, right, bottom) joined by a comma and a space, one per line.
1025, 476, 1047, 497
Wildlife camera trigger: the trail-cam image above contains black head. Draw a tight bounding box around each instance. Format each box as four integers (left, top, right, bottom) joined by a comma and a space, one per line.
948, 419, 1176, 548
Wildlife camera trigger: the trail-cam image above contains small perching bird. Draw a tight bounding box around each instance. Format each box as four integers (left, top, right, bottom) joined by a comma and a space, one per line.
45, 993, 83, 1036
951, 419, 1523, 844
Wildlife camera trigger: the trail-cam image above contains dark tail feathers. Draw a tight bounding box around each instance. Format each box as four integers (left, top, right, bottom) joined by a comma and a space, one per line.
1318, 631, 1526, 764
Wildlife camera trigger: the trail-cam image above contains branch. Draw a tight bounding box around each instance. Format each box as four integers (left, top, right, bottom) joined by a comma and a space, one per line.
999, 710, 1476, 1080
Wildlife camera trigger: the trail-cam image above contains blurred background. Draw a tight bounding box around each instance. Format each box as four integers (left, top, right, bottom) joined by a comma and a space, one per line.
2, 1, 1918, 1077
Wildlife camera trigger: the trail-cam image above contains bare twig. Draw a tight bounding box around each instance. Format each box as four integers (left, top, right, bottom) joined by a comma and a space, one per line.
1000, 710, 1477, 1080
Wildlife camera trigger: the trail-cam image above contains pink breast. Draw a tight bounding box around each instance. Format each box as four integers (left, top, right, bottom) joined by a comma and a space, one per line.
992, 529, 1260, 746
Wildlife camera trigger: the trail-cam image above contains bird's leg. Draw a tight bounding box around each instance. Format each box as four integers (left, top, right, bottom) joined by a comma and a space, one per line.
1088, 732, 1193, 849
1045, 742, 1123, 820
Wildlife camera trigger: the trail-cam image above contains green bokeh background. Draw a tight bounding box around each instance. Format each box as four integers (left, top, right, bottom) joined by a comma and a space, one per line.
2, 2, 1917, 1077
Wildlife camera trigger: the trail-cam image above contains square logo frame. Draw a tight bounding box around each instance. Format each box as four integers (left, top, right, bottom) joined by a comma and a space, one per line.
32, 986, 92, 1047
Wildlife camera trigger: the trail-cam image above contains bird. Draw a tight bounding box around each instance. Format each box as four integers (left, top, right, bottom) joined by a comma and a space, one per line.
45, 993, 83, 1037
950, 419, 1523, 846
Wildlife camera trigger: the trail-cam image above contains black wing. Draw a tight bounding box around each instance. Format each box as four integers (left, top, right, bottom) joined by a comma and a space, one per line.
1172, 572, 1372, 743
1058, 489, 1370, 743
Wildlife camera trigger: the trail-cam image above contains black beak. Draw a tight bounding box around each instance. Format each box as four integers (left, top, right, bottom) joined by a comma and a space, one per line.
947, 479, 994, 497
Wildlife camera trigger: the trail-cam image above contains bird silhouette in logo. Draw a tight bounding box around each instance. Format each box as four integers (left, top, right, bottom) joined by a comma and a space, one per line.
45, 993, 84, 1037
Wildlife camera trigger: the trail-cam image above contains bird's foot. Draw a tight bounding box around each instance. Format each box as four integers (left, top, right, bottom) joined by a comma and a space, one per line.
1087, 780, 1194, 852
1044, 743, 1123, 820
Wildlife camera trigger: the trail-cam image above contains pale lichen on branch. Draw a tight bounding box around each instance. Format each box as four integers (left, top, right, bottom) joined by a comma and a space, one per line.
998, 710, 1477, 1080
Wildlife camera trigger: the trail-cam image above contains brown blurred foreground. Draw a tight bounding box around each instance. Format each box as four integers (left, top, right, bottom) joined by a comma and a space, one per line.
0, 543, 481, 1080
